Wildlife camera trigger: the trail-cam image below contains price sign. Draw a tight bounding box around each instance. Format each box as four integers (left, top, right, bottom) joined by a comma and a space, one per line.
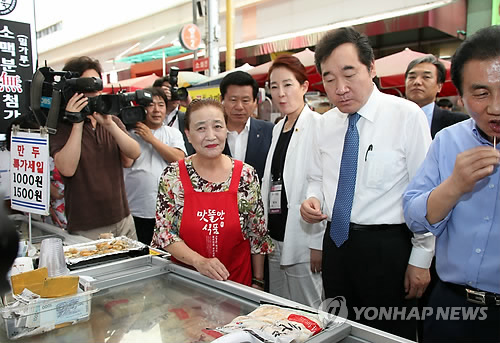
10, 130, 49, 215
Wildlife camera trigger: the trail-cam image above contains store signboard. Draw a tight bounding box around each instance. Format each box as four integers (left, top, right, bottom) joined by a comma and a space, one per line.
10, 130, 50, 215
193, 57, 209, 72
188, 86, 221, 102
0, 0, 36, 142
179, 23, 202, 51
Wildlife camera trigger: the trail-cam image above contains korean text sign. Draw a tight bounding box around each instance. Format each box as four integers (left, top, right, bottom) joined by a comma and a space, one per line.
0, 0, 36, 141
10, 131, 49, 215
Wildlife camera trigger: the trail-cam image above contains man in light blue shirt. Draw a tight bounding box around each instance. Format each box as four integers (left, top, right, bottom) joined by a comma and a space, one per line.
404, 25, 500, 342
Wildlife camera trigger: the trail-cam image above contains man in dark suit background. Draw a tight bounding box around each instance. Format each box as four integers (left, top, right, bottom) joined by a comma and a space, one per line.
220, 71, 273, 182
405, 55, 469, 139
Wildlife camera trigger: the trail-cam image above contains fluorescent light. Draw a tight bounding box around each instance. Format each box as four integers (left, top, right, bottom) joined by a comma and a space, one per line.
115, 42, 140, 59
169, 50, 206, 63
141, 36, 165, 51
439, 55, 451, 59
233, 1, 453, 50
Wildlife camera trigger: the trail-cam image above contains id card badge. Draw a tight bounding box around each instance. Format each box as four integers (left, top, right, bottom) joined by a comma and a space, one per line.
269, 180, 282, 214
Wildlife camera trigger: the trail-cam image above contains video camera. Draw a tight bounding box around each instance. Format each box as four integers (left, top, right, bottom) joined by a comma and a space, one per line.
168, 66, 189, 101
29, 66, 153, 133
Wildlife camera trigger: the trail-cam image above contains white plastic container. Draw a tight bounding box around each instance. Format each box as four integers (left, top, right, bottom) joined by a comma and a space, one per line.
1, 287, 98, 340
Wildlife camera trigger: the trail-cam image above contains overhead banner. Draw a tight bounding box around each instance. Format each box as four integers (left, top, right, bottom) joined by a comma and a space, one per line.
0, 0, 36, 142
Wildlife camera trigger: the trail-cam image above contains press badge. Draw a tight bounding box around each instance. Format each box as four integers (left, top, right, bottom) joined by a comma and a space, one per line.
269, 180, 282, 214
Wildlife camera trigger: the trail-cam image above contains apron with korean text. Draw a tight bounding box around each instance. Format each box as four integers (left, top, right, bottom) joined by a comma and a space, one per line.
177, 159, 252, 286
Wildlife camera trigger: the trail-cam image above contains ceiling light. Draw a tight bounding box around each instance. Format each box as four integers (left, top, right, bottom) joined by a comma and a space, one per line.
141, 36, 165, 51
115, 42, 140, 60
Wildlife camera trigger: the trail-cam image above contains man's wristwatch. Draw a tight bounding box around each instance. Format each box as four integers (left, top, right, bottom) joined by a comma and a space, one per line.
252, 277, 265, 287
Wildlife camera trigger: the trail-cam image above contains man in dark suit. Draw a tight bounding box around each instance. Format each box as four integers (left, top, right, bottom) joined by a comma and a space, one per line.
405, 55, 469, 139
220, 71, 273, 182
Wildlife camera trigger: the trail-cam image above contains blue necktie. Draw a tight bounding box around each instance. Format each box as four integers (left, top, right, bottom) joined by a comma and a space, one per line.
330, 113, 360, 247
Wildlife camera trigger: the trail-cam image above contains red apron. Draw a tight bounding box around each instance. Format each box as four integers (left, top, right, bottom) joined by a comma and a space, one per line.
176, 159, 252, 286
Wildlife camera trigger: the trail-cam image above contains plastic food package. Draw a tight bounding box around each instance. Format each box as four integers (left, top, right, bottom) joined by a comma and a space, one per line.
216, 304, 334, 343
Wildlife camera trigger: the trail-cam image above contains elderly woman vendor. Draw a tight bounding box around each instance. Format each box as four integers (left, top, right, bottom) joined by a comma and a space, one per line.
151, 99, 273, 288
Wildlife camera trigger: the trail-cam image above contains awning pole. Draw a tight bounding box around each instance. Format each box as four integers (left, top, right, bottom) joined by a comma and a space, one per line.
207, 0, 219, 76
162, 50, 166, 76
226, 0, 235, 71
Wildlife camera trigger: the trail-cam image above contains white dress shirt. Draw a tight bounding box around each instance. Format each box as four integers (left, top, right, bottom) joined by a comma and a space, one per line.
307, 86, 435, 268
227, 117, 251, 162
124, 124, 187, 218
164, 106, 180, 130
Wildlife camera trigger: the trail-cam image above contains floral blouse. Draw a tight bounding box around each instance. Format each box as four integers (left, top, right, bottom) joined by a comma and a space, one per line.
151, 156, 274, 255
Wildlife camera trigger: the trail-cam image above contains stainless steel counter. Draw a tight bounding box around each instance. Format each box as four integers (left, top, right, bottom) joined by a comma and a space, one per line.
0, 256, 415, 343
9, 214, 91, 247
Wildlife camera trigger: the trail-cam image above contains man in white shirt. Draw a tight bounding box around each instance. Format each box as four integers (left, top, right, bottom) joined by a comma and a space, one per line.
220, 71, 273, 183
124, 87, 186, 245
300, 27, 434, 340
405, 55, 468, 139
153, 77, 195, 155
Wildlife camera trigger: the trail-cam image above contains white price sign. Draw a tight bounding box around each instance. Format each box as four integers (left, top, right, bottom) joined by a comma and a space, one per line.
10, 130, 49, 215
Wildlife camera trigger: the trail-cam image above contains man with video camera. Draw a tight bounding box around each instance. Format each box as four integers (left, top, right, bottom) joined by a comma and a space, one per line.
153, 68, 194, 155
49, 56, 140, 240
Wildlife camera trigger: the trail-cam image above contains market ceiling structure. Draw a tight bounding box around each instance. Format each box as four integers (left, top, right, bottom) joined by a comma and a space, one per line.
115, 44, 202, 64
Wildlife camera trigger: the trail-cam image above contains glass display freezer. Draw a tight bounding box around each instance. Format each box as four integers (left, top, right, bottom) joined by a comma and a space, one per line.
0, 255, 415, 343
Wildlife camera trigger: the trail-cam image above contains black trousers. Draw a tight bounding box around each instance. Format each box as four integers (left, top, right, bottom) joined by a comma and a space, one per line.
424, 279, 500, 343
132, 216, 155, 245
417, 257, 438, 342
322, 223, 417, 341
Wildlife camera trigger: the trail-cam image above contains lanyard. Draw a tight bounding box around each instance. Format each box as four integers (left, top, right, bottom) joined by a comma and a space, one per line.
167, 111, 178, 127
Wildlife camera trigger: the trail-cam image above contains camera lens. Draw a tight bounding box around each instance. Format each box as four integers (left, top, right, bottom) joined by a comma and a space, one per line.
176, 88, 189, 101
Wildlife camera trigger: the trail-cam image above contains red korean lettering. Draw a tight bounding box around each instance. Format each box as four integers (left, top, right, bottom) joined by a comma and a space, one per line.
36, 161, 44, 174
17, 144, 24, 157
32, 146, 40, 158
0, 71, 22, 92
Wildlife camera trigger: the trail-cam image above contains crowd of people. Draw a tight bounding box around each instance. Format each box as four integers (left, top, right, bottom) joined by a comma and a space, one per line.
17, 24, 500, 342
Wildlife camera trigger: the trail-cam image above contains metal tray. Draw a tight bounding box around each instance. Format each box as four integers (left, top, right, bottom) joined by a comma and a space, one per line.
64, 237, 149, 271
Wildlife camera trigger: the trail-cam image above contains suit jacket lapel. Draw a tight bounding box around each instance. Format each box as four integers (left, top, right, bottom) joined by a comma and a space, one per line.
430, 106, 441, 139
245, 118, 259, 162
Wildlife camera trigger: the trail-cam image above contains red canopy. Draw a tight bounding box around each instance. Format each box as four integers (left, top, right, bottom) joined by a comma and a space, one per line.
248, 49, 323, 92
375, 48, 457, 97
248, 47, 458, 97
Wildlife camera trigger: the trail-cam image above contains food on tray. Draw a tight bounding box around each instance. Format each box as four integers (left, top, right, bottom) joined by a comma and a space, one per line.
99, 233, 114, 240
64, 238, 134, 259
